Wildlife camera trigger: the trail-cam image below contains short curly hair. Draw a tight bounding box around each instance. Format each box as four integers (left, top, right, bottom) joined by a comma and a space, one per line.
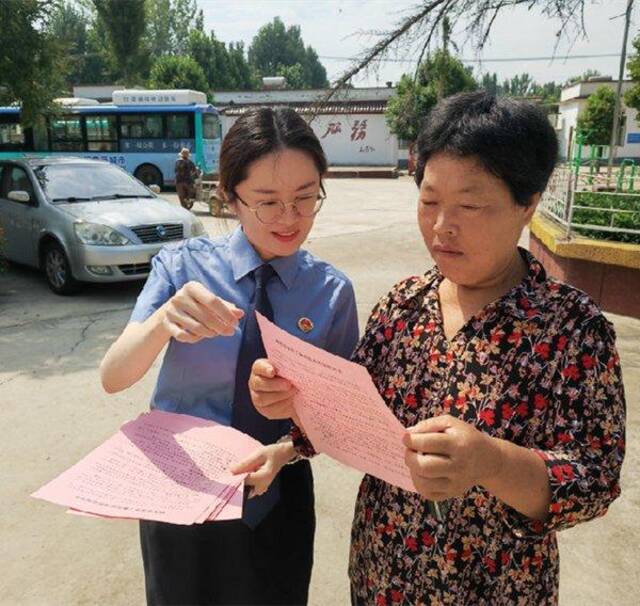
414, 91, 558, 206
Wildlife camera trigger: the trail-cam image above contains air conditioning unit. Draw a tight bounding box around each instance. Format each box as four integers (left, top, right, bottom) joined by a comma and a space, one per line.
262, 77, 287, 90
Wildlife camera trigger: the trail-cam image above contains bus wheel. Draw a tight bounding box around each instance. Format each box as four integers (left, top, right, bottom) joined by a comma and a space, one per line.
135, 164, 163, 188
43, 242, 80, 295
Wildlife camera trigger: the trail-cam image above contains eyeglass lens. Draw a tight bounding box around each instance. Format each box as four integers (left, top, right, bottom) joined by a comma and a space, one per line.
256, 196, 324, 223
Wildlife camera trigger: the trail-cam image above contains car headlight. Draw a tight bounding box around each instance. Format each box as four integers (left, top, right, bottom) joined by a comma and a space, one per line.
74, 222, 131, 246
191, 219, 207, 237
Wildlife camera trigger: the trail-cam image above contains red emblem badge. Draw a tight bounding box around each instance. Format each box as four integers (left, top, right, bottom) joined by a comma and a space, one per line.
297, 317, 314, 333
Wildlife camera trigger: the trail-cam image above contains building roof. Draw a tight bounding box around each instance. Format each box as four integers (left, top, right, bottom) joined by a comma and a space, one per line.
220, 100, 389, 116
212, 86, 395, 106
560, 79, 634, 103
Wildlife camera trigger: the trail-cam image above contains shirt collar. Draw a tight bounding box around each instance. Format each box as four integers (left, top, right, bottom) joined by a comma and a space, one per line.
494, 247, 548, 318
228, 226, 299, 290
515, 247, 547, 289
395, 247, 548, 319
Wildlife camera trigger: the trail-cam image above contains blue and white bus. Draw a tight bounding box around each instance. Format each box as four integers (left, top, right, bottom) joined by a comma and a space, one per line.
0, 89, 221, 187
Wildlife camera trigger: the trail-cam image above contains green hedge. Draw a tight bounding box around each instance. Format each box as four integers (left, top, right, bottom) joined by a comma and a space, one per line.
573, 192, 640, 244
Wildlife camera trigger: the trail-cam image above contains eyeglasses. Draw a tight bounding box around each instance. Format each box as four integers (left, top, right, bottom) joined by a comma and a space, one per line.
233, 190, 326, 224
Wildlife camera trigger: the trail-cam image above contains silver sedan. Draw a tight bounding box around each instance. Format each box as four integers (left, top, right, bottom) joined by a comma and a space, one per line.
0, 157, 207, 294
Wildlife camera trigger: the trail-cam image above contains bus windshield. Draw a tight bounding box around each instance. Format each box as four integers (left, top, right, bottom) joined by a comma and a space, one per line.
203, 113, 220, 139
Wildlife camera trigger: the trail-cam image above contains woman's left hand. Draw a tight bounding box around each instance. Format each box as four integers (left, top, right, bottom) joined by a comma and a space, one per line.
230, 441, 294, 498
403, 414, 502, 501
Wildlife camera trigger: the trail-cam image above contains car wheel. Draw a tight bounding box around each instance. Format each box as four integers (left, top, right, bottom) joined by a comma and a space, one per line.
181, 198, 194, 210
43, 242, 80, 295
134, 164, 163, 188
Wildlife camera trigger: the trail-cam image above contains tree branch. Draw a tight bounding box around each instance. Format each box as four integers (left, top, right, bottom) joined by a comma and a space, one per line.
324, 0, 448, 98
329, 0, 588, 92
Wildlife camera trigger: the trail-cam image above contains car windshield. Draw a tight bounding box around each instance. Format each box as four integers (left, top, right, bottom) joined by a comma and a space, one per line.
35, 163, 153, 203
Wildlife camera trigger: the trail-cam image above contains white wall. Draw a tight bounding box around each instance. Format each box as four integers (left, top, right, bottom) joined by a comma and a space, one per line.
557, 100, 583, 159
221, 112, 398, 166
311, 114, 398, 166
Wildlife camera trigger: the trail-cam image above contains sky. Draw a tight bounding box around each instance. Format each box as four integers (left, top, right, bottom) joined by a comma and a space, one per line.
199, 0, 638, 87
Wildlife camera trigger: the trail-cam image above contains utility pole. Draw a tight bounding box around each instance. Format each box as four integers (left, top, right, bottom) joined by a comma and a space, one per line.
607, 0, 634, 182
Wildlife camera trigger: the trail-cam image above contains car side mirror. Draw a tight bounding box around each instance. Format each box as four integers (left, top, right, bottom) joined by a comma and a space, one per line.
148, 185, 161, 194
7, 190, 31, 203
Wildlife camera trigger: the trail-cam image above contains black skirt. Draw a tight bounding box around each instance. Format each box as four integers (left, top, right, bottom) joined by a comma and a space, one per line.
140, 460, 315, 606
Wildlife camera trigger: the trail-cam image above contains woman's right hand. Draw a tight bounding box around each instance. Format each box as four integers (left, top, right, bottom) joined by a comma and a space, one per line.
249, 359, 299, 422
230, 440, 295, 497
162, 281, 245, 344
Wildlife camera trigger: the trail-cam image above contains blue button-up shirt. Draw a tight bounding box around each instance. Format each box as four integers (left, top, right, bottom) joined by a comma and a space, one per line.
130, 227, 359, 425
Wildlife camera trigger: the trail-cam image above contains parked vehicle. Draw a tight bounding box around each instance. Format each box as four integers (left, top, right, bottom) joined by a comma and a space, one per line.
0, 157, 207, 294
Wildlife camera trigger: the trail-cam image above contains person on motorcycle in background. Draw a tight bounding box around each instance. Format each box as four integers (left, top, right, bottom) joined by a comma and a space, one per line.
175, 147, 200, 209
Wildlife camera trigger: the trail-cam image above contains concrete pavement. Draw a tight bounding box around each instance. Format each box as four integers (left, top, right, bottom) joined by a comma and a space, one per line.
0, 177, 638, 605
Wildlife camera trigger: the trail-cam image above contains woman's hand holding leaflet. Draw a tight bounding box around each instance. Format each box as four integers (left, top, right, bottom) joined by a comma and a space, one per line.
403, 414, 501, 502
249, 359, 301, 426
230, 440, 296, 497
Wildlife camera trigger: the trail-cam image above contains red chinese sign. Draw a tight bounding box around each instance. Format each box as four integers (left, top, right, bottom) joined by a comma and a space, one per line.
321, 122, 342, 138
350, 119, 368, 141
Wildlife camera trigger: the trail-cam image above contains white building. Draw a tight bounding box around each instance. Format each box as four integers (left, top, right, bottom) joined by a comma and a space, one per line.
557, 77, 640, 161
213, 87, 399, 167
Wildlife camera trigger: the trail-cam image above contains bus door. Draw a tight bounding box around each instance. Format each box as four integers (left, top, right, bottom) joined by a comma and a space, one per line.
199, 112, 221, 175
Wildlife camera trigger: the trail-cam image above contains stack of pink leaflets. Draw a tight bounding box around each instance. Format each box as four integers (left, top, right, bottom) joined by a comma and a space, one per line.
32, 410, 262, 525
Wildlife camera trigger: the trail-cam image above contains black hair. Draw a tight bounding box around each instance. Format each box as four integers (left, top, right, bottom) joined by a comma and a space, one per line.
414, 91, 558, 206
219, 107, 327, 200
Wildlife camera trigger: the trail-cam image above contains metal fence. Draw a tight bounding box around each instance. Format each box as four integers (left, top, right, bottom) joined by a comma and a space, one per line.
539, 164, 640, 241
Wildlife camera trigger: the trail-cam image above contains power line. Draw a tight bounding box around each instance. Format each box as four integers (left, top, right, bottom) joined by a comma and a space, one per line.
319, 52, 621, 63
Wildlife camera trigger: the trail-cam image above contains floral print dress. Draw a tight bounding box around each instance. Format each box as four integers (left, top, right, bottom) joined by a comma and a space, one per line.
349, 250, 626, 606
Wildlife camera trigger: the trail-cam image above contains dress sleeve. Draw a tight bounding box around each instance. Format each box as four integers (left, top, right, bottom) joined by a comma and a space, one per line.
351, 286, 397, 377
504, 314, 626, 537
129, 249, 177, 324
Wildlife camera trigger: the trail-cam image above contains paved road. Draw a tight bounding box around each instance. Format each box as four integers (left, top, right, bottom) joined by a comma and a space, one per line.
1, 178, 638, 605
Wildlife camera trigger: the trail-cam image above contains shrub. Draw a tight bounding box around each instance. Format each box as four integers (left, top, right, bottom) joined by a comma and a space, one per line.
573, 192, 640, 244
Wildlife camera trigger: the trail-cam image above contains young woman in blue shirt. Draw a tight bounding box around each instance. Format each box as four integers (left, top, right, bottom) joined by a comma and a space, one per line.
100, 107, 359, 606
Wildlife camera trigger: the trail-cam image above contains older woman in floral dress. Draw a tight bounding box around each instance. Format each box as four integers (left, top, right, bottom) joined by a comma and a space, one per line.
250, 91, 626, 605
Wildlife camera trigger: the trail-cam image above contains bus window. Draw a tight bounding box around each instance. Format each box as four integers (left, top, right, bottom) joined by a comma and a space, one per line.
51, 116, 84, 151
203, 114, 220, 140
0, 118, 25, 150
120, 114, 163, 138
85, 114, 118, 151
167, 113, 192, 139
